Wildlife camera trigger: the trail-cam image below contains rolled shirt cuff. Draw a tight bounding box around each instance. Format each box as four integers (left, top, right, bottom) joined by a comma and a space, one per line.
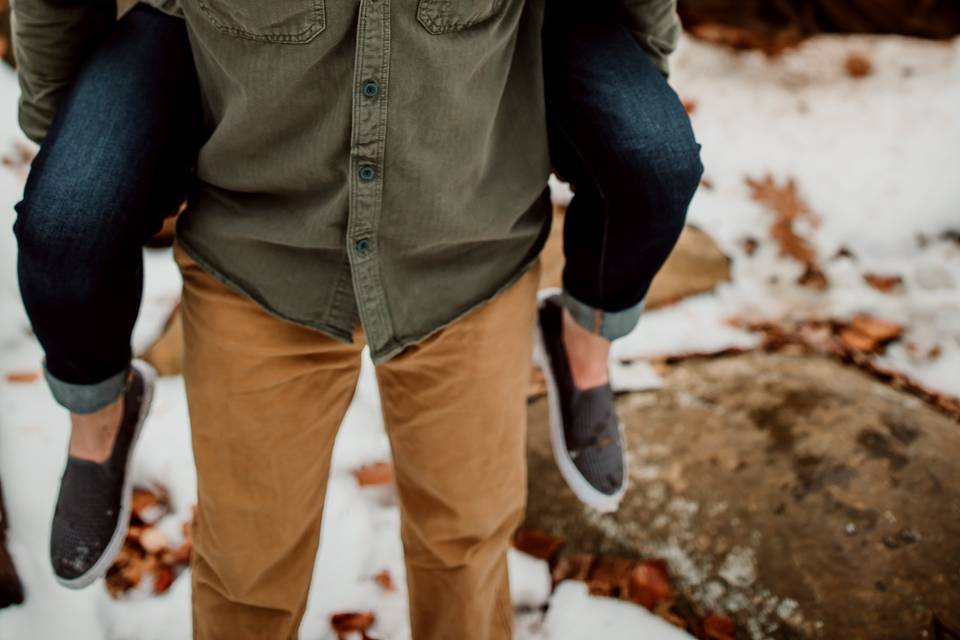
561, 290, 644, 341
43, 363, 128, 414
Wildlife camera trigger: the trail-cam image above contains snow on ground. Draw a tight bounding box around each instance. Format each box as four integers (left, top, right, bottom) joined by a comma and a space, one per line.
1, 30, 959, 640
611, 33, 960, 401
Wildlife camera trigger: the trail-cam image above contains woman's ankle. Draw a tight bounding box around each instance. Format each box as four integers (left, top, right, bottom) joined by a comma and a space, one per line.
561, 307, 611, 390
68, 396, 125, 463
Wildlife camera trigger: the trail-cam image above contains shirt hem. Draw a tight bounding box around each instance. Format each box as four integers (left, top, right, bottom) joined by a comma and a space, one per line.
368, 252, 543, 365
176, 190, 551, 364
175, 237, 356, 345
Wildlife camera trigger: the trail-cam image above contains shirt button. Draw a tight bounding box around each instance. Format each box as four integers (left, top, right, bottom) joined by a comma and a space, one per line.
358, 165, 377, 182
362, 80, 380, 98
356, 238, 371, 254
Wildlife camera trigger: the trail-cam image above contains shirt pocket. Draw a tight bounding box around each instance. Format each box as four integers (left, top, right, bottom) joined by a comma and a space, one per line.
197, 0, 326, 43
417, 0, 507, 34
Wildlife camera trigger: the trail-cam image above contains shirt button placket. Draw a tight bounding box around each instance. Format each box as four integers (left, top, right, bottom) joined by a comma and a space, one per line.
348, 0, 393, 350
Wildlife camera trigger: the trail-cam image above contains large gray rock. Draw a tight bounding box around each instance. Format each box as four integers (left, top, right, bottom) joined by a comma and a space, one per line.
525, 352, 960, 639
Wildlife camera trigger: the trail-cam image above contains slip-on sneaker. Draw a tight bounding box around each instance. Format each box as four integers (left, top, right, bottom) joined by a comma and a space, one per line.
50, 359, 156, 588
534, 291, 626, 513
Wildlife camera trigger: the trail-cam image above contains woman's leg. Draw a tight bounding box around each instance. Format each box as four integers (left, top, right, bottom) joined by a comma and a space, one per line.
15, 4, 199, 413
545, 2, 703, 345
536, 1, 702, 510
13, 4, 200, 585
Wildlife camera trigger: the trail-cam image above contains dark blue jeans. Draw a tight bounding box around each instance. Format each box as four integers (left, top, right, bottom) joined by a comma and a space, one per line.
545, 1, 704, 339
13, 5, 200, 413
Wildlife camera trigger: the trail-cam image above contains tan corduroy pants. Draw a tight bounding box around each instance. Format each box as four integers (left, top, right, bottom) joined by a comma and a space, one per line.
174, 244, 540, 640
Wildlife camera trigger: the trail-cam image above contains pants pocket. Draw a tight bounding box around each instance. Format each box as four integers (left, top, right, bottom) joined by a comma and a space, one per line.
196, 0, 326, 43
416, 0, 507, 34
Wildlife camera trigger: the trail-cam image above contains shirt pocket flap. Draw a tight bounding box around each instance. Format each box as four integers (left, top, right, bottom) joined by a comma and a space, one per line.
417, 0, 507, 34
197, 0, 326, 43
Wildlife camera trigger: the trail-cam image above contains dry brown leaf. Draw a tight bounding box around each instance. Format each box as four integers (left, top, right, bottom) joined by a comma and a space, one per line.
844, 53, 873, 78
352, 461, 394, 487
551, 553, 595, 585
653, 600, 686, 629
838, 327, 877, 352
120, 556, 146, 589
650, 358, 673, 376
105, 572, 127, 599
736, 318, 960, 423
840, 315, 904, 353
740, 236, 759, 256
863, 273, 903, 293
142, 553, 159, 575
5, 370, 41, 384
106, 486, 195, 598
373, 569, 395, 592
126, 525, 144, 548
331, 611, 376, 638
540, 546, 735, 637
513, 529, 564, 562
105, 548, 146, 599
687, 22, 802, 56
703, 614, 736, 640
798, 266, 829, 290
848, 315, 904, 343
626, 560, 673, 610
833, 245, 856, 260
153, 565, 175, 594
131, 488, 168, 525
586, 556, 635, 598
171, 539, 192, 565
746, 175, 827, 290
105, 545, 134, 598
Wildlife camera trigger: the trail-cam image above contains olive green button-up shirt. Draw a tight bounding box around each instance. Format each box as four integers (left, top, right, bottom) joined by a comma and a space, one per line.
12, 0, 680, 363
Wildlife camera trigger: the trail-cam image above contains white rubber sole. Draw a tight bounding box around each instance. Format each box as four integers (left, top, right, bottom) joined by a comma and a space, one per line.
54, 359, 156, 590
533, 289, 627, 514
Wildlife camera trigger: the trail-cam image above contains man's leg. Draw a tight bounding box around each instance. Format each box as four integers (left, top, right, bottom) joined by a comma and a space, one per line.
12, 4, 200, 585
176, 246, 365, 639
375, 262, 541, 640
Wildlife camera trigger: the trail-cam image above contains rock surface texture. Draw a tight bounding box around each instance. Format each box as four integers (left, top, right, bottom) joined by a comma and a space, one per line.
525, 352, 960, 639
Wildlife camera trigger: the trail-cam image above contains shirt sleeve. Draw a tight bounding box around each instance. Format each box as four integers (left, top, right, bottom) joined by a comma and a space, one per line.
615, 0, 681, 77
10, 0, 117, 143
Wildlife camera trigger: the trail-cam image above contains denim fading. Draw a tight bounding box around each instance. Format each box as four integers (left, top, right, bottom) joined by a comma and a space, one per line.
13, 5, 200, 413
545, 0, 703, 341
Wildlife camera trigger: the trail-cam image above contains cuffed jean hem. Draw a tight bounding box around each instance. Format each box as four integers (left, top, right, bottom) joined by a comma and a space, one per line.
561, 290, 644, 341
43, 363, 128, 414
